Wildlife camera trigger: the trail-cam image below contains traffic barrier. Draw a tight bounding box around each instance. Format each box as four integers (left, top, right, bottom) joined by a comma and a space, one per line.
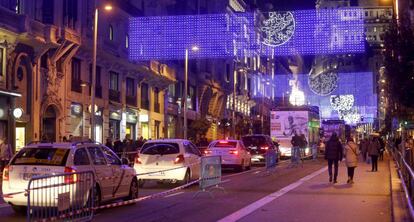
265, 149, 277, 171
193, 156, 225, 198
393, 150, 414, 220
27, 171, 95, 222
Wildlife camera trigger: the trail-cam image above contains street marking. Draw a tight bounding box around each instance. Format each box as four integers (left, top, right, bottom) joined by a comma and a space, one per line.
164, 191, 184, 198
252, 171, 261, 175
222, 168, 262, 179
0, 203, 10, 209
217, 166, 328, 222
220, 179, 231, 184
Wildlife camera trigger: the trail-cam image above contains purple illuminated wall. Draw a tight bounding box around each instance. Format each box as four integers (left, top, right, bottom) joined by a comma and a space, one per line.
128, 9, 365, 60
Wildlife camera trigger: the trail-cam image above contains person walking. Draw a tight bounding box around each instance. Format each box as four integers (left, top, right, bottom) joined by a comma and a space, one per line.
0, 138, 12, 173
325, 132, 343, 183
368, 137, 381, 172
105, 138, 113, 149
378, 137, 385, 161
290, 133, 302, 167
344, 137, 359, 184
360, 138, 368, 162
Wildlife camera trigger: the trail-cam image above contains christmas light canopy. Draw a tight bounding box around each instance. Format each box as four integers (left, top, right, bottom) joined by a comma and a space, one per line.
330, 95, 354, 111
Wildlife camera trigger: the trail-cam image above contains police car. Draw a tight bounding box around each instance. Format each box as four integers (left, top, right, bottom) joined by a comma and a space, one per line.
2, 140, 138, 213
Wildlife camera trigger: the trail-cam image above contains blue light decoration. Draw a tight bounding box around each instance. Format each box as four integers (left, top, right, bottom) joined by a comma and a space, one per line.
270, 72, 377, 123
128, 9, 365, 60
128, 13, 256, 60
260, 9, 365, 56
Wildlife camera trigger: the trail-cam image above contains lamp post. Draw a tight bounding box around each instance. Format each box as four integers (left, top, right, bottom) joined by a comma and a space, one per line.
91, 3, 112, 141
183, 46, 199, 139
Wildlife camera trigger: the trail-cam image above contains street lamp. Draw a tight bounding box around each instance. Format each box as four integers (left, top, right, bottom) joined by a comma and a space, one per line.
183, 46, 199, 139
91, 3, 112, 141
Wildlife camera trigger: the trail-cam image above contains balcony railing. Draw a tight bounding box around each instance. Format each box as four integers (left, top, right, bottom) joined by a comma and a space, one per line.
154, 103, 160, 113
126, 95, 137, 107
141, 100, 150, 110
109, 89, 120, 102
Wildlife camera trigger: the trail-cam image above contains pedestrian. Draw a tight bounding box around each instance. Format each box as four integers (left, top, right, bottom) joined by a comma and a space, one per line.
325, 132, 343, 183
368, 137, 381, 172
0, 137, 12, 173
62, 136, 68, 142
360, 138, 368, 162
378, 137, 385, 161
105, 137, 113, 149
68, 134, 73, 142
113, 137, 123, 154
290, 132, 302, 166
344, 137, 359, 184
300, 134, 308, 158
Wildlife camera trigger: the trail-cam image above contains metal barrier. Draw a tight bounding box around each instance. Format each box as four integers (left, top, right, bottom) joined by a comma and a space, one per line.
393, 150, 414, 220
194, 156, 224, 198
27, 171, 95, 222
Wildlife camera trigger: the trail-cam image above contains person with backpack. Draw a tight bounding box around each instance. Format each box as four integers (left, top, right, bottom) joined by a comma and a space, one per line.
325, 132, 343, 183
344, 137, 360, 184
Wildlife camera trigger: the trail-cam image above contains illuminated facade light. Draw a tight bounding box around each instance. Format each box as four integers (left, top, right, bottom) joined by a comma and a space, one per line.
289, 86, 305, 106
330, 95, 354, 111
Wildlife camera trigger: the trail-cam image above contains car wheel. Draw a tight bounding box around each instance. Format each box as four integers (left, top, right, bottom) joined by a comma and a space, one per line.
125, 178, 139, 202
179, 169, 191, 187
11, 205, 26, 215
246, 159, 251, 170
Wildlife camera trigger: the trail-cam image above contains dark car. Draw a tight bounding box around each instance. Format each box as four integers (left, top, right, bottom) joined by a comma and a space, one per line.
241, 134, 280, 165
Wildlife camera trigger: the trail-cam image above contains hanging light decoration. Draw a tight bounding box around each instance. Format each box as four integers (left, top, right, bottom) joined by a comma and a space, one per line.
330, 94, 354, 111
308, 72, 339, 96
289, 86, 305, 106
339, 108, 360, 125
261, 11, 296, 47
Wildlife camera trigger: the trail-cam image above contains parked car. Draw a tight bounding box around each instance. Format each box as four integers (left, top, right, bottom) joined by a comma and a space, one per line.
241, 134, 280, 165
204, 140, 251, 171
2, 141, 138, 214
134, 139, 201, 187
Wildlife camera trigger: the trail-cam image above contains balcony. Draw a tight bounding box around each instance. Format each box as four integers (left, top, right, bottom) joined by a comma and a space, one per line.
109, 89, 120, 102
154, 103, 160, 113
71, 80, 82, 93
126, 95, 137, 107
141, 100, 150, 110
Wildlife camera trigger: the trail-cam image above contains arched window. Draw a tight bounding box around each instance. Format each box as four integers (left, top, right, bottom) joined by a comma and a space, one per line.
109, 25, 114, 41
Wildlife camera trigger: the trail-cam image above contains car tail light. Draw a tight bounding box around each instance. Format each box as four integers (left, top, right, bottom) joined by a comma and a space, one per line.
3, 165, 9, 181
218, 140, 228, 144
204, 150, 212, 155
174, 154, 185, 164
64, 167, 77, 184
229, 150, 238, 155
261, 146, 269, 150
135, 155, 142, 164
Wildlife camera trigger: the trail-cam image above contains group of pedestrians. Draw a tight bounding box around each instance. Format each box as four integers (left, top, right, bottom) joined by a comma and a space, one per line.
324, 133, 385, 184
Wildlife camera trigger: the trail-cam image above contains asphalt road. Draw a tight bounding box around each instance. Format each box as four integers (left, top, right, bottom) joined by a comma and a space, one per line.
0, 159, 326, 222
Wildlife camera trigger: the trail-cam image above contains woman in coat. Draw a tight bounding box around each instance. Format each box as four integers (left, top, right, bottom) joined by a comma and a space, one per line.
368, 137, 381, 172
344, 138, 359, 184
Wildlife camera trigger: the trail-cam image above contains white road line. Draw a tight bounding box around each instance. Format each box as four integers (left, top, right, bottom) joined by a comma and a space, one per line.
164, 191, 184, 198
220, 179, 231, 184
217, 166, 328, 222
0, 203, 10, 209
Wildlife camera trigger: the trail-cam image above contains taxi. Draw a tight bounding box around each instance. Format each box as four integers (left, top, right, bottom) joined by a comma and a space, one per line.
204, 140, 252, 171
2, 140, 138, 213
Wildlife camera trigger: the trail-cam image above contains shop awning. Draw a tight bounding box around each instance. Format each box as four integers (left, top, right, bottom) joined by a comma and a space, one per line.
0, 89, 22, 97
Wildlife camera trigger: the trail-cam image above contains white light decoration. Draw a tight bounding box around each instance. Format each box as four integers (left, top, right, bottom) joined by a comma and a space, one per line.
261, 11, 295, 47
289, 86, 305, 106
308, 72, 339, 96
340, 108, 360, 125
330, 95, 354, 111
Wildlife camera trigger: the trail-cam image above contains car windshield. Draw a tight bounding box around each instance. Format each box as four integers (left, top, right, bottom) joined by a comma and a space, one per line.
12, 147, 70, 166
210, 141, 237, 148
140, 143, 180, 155
242, 136, 268, 148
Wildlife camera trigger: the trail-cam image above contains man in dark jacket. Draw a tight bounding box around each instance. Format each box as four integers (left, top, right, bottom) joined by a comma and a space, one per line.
291, 133, 302, 166
325, 132, 343, 183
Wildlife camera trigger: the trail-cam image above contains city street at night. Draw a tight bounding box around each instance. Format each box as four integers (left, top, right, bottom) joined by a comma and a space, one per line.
1, 0, 414, 221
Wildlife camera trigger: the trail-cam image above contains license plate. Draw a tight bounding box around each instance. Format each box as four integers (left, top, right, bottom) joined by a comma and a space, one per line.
23, 173, 41, 180
148, 171, 165, 176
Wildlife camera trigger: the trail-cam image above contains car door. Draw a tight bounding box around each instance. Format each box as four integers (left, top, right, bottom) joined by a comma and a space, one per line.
183, 142, 198, 180
87, 146, 113, 201
101, 146, 130, 198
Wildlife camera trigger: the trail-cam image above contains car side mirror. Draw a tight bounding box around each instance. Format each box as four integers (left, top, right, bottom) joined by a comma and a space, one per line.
121, 157, 129, 165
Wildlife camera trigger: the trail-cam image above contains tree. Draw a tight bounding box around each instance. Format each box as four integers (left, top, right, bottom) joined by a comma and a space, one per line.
188, 118, 211, 143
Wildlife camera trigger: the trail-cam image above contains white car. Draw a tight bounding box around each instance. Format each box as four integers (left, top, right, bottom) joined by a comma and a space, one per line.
134, 139, 201, 186
2, 141, 138, 213
204, 140, 252, 171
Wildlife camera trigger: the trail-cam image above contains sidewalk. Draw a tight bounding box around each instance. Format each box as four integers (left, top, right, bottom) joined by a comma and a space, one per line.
236, 155, 404, 222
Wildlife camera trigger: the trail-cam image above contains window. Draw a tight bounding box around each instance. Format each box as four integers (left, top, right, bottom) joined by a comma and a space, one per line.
125, 35, 129, 48
168, 84, 176, 103
154, 87, 159, 104
141, 83, 149, 101
225, 64, 230, 82
126, 77, 135, 96
63, 0, 78, 29
87, 147, 106, 165
101, 147, 121, 165
42, 0, 54, 24
109, 25, 114, 41
140, 143, 180, 155
72, 58, 81, 82
188, 86, 196, 110
0, 48, 4, 76
74, 148, 90, 165
89, 65, 101, 86
15, 0, 23, 14
109, 71, 119, 91
12, 148, 70, 166
189, 143, 201, 156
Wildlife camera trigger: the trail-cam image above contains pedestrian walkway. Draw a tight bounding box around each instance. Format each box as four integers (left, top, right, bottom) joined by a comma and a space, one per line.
221, 154, 411, 222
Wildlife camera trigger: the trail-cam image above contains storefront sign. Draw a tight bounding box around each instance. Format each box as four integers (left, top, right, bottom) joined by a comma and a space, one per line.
139, 114, 148, 122
110, 111, 122, 120
127, 113, 137, 123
